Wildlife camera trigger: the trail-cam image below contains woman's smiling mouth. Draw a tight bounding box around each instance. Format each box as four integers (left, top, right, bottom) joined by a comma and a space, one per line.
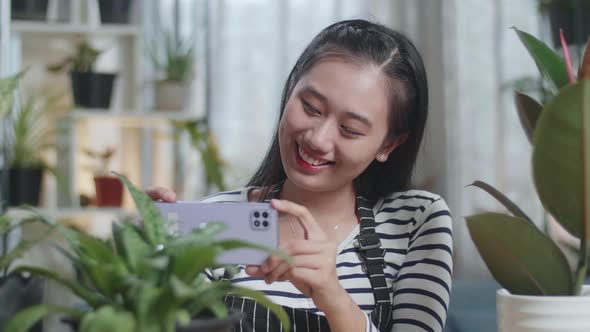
295, 144, 335, 171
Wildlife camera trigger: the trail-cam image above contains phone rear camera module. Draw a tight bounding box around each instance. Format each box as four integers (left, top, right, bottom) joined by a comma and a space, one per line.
254, 220, 261, 227
262, 221, 269, 228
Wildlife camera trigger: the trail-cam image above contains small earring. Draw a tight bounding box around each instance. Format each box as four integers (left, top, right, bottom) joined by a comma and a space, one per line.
377, 155, 386, 162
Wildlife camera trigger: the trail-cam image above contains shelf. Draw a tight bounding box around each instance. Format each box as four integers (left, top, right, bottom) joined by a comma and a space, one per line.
6, 206, 135, 239
69, 109, 204, 127
11, 21, 139, 37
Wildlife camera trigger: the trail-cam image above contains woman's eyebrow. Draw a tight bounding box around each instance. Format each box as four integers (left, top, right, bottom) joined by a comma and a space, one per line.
300, 85, 327, 103
344, 111, 372, 128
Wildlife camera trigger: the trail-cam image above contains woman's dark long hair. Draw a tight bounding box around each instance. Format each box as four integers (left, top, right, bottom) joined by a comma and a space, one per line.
247, 19, 429, 203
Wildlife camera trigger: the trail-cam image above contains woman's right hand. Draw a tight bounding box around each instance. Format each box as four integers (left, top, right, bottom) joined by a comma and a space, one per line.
145, 186, 177, 202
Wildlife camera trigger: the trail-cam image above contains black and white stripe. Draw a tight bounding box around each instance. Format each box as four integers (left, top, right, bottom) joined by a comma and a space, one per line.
204, 188, 453, 331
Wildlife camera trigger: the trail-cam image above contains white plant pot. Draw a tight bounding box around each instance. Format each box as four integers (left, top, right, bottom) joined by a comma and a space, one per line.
154, 81, 190, 111
497, 286, 590, 332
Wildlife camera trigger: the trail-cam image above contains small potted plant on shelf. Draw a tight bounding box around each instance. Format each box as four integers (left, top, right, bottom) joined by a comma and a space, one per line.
151, 32, 195, 111
466, 28, 590, 331
97, 0, 133, 24
0, 211, 55, 332
4, 173, 290, 332
83, 146, 123, 207
11, 0, 49, 21
4, 93, 61, 207
48, 40, 117, 110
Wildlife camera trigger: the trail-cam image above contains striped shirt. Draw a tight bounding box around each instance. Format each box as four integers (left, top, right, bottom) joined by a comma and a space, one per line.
202, 188, 453, 332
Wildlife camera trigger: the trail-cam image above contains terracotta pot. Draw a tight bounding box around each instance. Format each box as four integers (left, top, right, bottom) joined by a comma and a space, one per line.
497, 286, 590, 332
94, 175, 123, 207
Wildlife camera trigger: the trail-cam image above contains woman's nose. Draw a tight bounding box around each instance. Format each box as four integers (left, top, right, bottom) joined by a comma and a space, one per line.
304, 121, 335, 153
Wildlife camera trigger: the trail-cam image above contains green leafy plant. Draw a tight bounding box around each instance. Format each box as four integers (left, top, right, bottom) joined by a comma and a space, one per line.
8, 96, 61, 170
4, 173, 289, 332
466, 28, 590, 296
174, 120, 226, 192
0, 70, 26, 119
150, 32, 194, 82
47, 40, 102, 73
0, 210, 55, 278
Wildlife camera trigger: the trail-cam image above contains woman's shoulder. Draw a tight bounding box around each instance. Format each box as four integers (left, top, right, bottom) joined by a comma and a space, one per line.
378, 189, 445, 209
199, 187, 253, 203
377, 189, 451, 224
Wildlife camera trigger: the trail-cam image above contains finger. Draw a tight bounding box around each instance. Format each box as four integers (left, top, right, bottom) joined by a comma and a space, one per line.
265, 260, 292, 284
145, 187, 176, 202
266, 255, 324, 284
271, 199, 325, 240
282, 239, 326, 256
260, 253, 289, 275
245, 265, 264, 278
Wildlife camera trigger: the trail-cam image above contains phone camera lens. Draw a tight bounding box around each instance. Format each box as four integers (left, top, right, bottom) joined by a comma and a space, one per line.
262, 221, 269, 227
262, 211, 269, 218
254, 220, 261, 227
254, 211, 260, 218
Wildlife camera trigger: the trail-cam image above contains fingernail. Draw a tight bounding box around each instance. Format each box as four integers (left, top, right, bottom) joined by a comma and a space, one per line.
165, 192, 175, 200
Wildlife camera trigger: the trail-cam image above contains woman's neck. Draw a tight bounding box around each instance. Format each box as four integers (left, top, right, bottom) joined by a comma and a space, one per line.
280, 179, 357, 222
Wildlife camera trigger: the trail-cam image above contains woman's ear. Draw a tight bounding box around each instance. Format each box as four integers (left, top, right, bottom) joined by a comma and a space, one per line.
376, 133, 408, 162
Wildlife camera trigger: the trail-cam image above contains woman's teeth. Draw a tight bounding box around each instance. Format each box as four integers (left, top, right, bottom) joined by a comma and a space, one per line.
298, 146, 331, 166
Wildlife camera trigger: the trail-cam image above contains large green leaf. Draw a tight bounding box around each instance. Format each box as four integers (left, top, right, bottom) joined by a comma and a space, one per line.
169, 244, 222, 283
514, 92, 543, 143
514, 27, 569, 94
4, 304, 83, 332
469, 181, 533, 224
114, 173, 166, 246
466, 212, 573, 295
112, 222, 152, 273
533, 80, 590, 239
80, 306, 136, 332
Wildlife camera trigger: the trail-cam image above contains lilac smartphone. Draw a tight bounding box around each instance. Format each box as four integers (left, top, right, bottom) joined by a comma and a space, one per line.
154, 201, 279, 265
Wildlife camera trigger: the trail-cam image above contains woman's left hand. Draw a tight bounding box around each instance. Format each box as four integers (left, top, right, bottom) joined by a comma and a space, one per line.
245, 199, 347, 312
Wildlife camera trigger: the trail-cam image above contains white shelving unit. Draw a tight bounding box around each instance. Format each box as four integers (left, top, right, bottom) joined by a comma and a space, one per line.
3, 0, 207, 210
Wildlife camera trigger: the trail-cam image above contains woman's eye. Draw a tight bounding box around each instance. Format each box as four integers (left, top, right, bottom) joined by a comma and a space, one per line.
303, 101, 320, 115
341, 126, 362, 136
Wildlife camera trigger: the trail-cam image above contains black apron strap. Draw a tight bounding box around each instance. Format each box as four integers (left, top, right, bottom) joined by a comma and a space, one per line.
355, 195, 391, 306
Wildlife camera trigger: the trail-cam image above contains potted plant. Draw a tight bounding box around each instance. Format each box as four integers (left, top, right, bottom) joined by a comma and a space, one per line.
48, 40, 117, 110
11, 0, 49, 21
97, 0, 133, 24
5, 95, 60, 207
151, 33, 194, 111
466, 28, 590, 331
539, 0, 590, 47
0, 71, 26, 203
83, 147, 123, 207
0, 210, 55, 332
4, 173, 290, 332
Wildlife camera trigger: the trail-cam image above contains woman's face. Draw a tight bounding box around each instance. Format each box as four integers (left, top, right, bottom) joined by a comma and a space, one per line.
278, 58, 402, 193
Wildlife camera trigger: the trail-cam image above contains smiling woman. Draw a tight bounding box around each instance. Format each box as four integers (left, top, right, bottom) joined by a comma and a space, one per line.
148, 19, 452, 332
